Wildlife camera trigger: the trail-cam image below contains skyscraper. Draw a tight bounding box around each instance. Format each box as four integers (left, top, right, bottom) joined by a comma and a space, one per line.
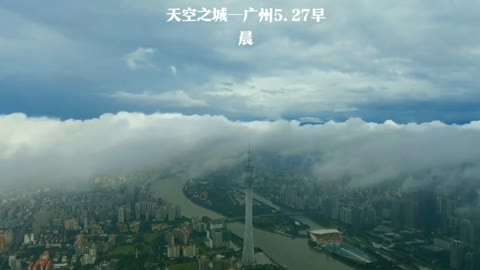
450, 240, 465, 270
459, 219, 475, 247
242, 145, 255, 268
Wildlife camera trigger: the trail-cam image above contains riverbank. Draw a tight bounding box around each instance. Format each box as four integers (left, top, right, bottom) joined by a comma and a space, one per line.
308, 241, 375, 270
151, 177, 353, 270
183, 180, 310, 238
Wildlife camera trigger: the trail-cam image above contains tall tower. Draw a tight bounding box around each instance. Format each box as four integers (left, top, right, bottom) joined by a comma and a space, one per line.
83, 212, 88, 232
242, 143, 256, 268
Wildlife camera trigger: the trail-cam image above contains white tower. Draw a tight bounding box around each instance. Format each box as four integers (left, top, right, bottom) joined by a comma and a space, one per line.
242, 144, 256, 268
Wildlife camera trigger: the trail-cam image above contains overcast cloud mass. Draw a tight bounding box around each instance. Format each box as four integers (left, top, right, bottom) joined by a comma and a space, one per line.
0, 1, 479, 189
1, 113, 480, 191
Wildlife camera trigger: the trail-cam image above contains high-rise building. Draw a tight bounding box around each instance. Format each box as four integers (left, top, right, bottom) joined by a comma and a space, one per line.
285, 186, 298, 207
24, 233, 31, 245
144, 202, 155, 220
155, 205, 167, 220
364, 205, 377, 229
124, 204, 131, 221
167, 244, 180, 258
165, 231, 175, 245
464, 252, 474, 270
24, 232, 35, 245
83, 212, 88, 231
438, 195, 455, 231
459, 219, 475, 247
29, 251, 53, 270
8, 255, 16, 268
135, 202, 141, 220
404, 199, 419, 229
470, 251, 480, 270
450, 240, 465, 270
351, 205, 364, 230
214, 254, 227, 270
193, 222, 207, 233
173, 228, 189, 245
65, 218, 79, 230
117, 207, 125, 223
4, 229, 13, 246
75, 234, 85, 247
10, 258, 22, 270
167, 204, 181, 221
198, 255, 210, 270
182, 243, 196, 257
242, 145, 255, 268
339, 206, 352, 225
0, 231, 6, 252
175, 205, 182, 219
210, 228, 231, 249
324, 197, 339, 220
416, 189, 439, 232
392, 199, 404, 230
81, 254, 96, 266
211, 229, 224, 249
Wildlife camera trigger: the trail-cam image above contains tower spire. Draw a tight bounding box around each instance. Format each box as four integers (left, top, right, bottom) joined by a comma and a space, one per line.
248, 138, 251, 167
242, 139, 256, 268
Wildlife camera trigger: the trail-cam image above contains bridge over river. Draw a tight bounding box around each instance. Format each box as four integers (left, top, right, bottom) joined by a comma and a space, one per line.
214, 212, 304, 223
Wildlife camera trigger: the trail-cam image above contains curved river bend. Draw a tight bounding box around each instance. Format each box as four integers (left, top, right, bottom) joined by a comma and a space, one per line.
152, 178, 352, 270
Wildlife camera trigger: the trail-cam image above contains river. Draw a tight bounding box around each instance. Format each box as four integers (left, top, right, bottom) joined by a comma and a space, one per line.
151, 178, 353, 270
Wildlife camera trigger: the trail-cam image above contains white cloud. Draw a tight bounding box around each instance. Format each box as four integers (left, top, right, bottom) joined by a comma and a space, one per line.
1, 113, 480, 191
125, 47, 156, 70
111, 90, 207, 108
198, 68, 443, 119
170, 65, 176, 76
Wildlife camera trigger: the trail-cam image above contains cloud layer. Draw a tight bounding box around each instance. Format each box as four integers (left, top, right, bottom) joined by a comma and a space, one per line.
1, 113, 480, 192
125, 47, 156, 70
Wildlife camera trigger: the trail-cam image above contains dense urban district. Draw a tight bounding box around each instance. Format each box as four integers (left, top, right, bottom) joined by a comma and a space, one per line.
184, 168, 480, 270
0, 175, 282, 270
0, 166, 479, 270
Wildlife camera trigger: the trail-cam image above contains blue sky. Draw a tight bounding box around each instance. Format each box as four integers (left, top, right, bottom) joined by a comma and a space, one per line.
1, 0, 479, 123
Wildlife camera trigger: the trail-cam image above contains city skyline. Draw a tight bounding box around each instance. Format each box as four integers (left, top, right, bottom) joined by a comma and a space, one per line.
1, 0, 479, 269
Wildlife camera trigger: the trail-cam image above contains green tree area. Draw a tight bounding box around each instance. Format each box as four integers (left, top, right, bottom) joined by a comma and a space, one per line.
253, 216, 302, 236
167, 261, 197, 270
112, 255, 146, 270
111, 245, 136, 255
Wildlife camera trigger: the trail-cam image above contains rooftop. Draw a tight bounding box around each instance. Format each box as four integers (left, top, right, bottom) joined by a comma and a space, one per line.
309, 229, 340, 235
